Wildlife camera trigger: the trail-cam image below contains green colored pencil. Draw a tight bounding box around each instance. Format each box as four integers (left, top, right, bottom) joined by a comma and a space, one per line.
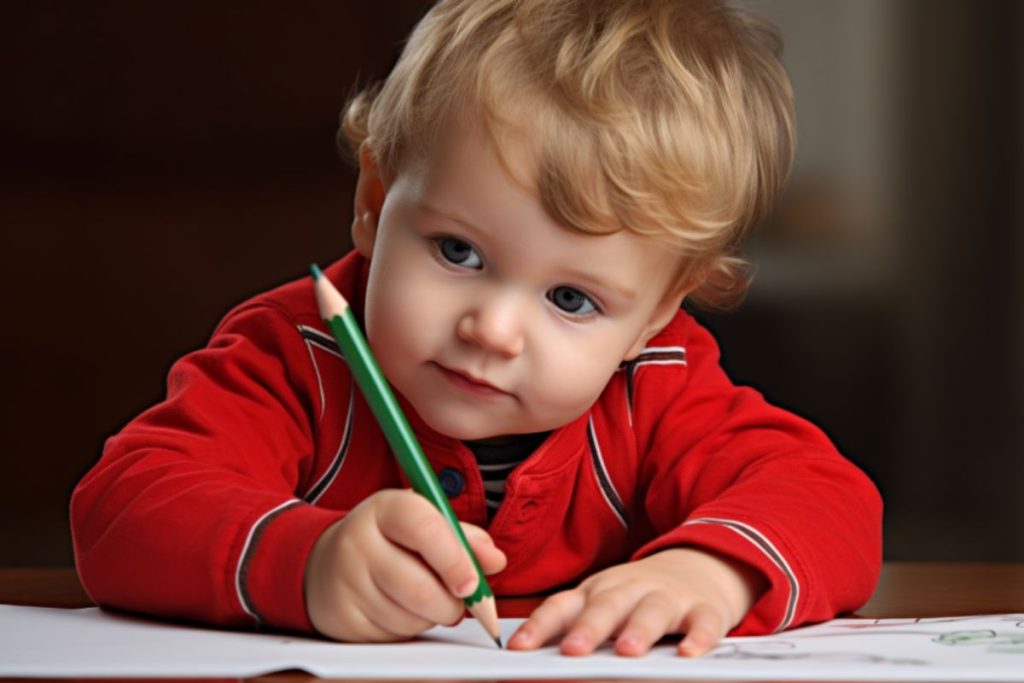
310, 263, 501, 647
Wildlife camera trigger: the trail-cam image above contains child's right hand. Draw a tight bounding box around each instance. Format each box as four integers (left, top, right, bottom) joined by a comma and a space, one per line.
304, 489, 506, 642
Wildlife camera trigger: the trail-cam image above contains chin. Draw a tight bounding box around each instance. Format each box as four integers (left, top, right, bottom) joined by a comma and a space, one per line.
427, 418, 499, 441
416, 408, 511, 441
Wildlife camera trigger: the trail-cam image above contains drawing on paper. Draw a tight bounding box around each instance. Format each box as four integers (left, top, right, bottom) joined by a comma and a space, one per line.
707, 614, 1024, 666
933, 628, 1024, 654
708, 640, 928, 666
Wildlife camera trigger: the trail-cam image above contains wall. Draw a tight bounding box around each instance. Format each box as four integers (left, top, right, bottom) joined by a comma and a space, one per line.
1, 1, 1021, 566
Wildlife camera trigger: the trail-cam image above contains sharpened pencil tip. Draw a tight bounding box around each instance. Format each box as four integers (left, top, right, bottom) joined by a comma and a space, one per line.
495, 636, 503, 649
310, 263, 323, 281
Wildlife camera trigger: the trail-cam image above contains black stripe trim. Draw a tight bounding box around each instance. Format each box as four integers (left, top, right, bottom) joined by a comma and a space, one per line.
587, 419, 627, 528
685, 517, 799, 631
479, 466, 520, 478
638, 350, 686, 363
618, 347, 686, 414
237, 499, 303, 624
303, 385, 355, 503
299, 326, 342, 357
618, 347, 686, 369
625, 363, 637, 415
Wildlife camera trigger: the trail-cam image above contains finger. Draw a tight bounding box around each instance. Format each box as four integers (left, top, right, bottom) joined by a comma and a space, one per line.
614, 591, 681, 657
339, 598, 419, 643
372, 543, 466, 628
376, 492, 479, 598
319, 563, 434, 642
677, 603, 728, 658
507, 590, 586, 651
559, 588, 634, 656
460, 523, 507, 574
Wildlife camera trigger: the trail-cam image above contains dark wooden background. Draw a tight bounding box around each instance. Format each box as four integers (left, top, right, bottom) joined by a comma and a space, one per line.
1, 1, 1021, 566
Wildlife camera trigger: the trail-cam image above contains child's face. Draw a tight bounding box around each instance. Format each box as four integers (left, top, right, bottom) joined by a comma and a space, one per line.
353, 119, 685, 441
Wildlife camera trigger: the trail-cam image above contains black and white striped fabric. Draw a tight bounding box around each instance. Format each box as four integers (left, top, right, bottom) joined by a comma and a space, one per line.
465, 431, 550, 520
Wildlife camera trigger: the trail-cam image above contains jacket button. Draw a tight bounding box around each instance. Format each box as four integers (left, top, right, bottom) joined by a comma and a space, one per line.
438, 467, 465, 498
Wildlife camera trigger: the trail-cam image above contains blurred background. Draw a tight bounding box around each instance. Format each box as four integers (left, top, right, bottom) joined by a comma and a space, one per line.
0, 1, 1020, 567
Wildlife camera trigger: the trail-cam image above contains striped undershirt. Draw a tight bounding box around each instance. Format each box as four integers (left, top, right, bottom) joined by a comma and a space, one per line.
464, 431, 550, 521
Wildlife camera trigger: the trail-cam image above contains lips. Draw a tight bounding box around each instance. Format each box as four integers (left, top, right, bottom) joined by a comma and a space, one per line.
432, 363, 511, 397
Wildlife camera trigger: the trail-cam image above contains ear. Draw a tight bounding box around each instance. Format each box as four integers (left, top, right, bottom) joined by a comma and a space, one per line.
623, 287, 690, 361
352, 144, 389, 259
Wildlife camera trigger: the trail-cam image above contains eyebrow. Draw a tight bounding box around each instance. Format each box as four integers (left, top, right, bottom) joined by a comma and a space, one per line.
562, 268, 638, 301
418, 203, 483, 237
417, 203, 638, 301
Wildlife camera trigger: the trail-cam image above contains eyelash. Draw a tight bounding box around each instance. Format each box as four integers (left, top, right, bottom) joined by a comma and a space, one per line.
431, 236, 483, 269
429, 235, 603, 317
547, 286, 600, 317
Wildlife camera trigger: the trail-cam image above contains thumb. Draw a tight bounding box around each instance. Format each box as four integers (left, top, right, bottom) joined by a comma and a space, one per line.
460, 522, 507, 575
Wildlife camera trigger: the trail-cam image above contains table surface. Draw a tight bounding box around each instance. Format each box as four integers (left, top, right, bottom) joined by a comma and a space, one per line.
3, 563, 1024, 682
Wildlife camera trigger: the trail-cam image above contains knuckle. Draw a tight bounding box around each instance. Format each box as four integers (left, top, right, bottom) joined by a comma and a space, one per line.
403, 576, 441, 613
439, 555, 473, 588
644, 589, 679, 615
466, 535, 496, 558
378, 489, 418, 518
439, 599, 466, 626
544, 590, 580, 614
392, 489, 423, 513
586, 586, 632, 615
531, 591, 583, 631
370, 488, 404, 513
459, 521, 482, 537
691, 603, 727, 633
420, 511, 451, 542
386, 510, 439, 548
333, 605, 387, 643
389, 614, 433, 639
353, 621, 393, 643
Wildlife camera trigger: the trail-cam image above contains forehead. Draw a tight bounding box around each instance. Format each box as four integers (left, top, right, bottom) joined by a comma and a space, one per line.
411, 108, 539, 195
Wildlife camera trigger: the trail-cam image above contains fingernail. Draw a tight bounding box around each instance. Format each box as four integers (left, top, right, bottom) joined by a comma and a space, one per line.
508, 630, 530, 647
679, 637, 709, 657
455, 577, 477, 597
618, 634, 641, 652
561, 634, 588, 653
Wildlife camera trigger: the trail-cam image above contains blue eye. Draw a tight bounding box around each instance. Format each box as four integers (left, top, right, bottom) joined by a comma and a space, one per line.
436, 237, 482, 269
548, 286, 597, 315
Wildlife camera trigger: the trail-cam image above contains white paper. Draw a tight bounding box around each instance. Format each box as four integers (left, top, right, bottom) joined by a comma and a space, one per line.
1, 605, 1023, 679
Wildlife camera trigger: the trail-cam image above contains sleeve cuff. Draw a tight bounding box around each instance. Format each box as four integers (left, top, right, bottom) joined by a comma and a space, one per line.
631, 516, 802, 635
232, 500, 345, 633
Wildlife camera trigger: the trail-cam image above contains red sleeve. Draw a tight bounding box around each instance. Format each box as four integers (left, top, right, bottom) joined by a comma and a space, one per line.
70, 301, 346, 633
630, 316, 882, 635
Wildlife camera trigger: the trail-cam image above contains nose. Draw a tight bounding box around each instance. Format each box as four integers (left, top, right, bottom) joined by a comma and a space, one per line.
456, 293, 526, 358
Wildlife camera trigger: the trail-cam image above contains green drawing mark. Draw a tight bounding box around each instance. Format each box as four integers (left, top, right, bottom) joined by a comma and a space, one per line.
933, 630, 1024, 654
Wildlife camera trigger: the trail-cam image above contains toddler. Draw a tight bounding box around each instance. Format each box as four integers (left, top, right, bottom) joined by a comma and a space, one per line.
72, 0, 882, 657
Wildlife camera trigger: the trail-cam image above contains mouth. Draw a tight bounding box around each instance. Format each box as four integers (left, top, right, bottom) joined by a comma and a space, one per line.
432, 363, 512, 398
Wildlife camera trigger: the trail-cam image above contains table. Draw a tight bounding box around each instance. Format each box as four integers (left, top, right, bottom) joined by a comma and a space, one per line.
2, 563, 1023, 681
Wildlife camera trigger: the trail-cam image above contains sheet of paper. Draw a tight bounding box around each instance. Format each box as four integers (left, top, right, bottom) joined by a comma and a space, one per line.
1, 605, 1022, 679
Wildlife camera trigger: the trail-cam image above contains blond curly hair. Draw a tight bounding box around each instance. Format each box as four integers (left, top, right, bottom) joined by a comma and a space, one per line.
340, 0, 795, 309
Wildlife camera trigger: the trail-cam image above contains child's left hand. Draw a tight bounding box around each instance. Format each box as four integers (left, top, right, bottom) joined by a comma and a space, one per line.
506, 547, 766, 657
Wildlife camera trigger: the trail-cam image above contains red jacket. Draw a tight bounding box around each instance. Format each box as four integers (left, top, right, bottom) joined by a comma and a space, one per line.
71, 251, 882, 636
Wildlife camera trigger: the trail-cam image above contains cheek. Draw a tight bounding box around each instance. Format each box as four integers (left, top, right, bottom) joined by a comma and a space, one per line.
363, 254, 447, 379
525, 332, 626, 419
363, 271, 421, 373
